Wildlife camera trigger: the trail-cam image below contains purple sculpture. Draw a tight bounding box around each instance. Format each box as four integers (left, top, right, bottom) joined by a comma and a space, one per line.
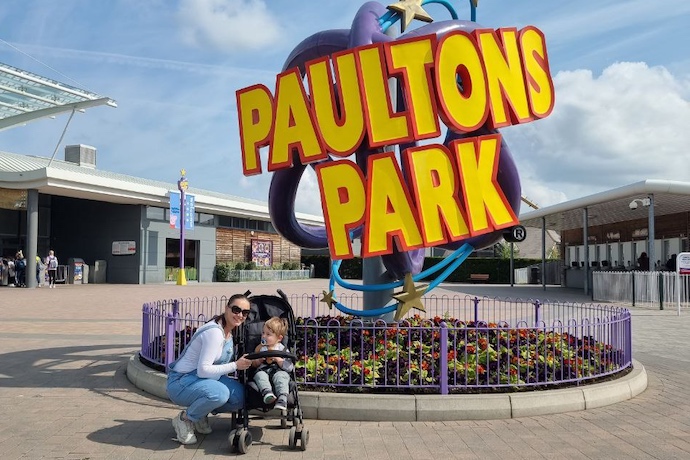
268, 1, 521, 281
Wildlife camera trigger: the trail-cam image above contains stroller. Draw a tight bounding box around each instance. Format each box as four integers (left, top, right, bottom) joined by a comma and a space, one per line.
227, 290, 309, 454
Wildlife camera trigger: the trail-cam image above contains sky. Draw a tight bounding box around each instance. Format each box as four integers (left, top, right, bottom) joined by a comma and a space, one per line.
0, 0, 688, 218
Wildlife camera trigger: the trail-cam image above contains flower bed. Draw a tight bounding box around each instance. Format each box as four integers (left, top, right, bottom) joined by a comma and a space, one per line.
294, 314, 628, 393
141, 297, 631, 394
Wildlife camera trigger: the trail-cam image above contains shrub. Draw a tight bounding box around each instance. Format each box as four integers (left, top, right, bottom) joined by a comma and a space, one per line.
282, 261, 292, 270
215, 263, 231, 282
245, 261, 257, 270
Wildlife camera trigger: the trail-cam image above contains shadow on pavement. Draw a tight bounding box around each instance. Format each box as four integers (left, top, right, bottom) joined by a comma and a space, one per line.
0, 343, 138, 390
87, 417, 268, 454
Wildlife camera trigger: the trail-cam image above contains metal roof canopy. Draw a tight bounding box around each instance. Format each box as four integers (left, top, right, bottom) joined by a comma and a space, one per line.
519, 180, 690, 232
0, 61, 116, 131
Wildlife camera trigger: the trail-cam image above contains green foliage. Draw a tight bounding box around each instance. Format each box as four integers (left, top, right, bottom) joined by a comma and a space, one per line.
496, 242, 520, 260
215, 262, 231, 281
282, 261, 292, 270
301, 255, 541, 283
245, 261, 257, 270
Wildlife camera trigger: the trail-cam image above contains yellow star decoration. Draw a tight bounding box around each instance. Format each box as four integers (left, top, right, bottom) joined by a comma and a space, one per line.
320, 290, 337, 310
180, 169, 186, 177
387, 0, 433, 32
391, 273, 428, 321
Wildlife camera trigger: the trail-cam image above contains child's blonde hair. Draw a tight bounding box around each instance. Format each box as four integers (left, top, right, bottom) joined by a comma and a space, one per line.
265, 317, 288, 338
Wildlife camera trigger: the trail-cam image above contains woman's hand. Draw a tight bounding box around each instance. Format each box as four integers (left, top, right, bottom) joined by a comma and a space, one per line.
235, 354, 252, 370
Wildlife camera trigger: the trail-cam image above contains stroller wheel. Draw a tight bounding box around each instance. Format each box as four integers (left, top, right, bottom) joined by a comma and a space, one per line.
288, 426, 297, 449
237, 429, 252, 454
281, 416, 288, 429
227, 429, 238, 453
299, 428, 309, 451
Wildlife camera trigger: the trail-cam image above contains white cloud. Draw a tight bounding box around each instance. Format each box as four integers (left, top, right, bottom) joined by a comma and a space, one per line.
177, 0, 283, 52
503, 61, 690, 207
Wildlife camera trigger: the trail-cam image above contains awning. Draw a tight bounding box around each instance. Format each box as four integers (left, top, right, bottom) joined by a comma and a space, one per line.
0, 61, 116, 131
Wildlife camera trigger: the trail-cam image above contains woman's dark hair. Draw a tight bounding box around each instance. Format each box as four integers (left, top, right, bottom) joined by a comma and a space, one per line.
209, 293, 249, 328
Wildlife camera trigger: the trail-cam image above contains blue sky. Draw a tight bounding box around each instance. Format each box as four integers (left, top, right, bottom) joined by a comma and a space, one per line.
0, 0, 688, 216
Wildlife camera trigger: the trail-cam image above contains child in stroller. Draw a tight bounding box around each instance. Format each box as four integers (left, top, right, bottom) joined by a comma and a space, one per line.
250, 317, 293, 411
228, 290, 309, 453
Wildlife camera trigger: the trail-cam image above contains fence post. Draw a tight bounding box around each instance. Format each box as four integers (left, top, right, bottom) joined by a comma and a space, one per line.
440, 322, 448, 395
473, 297, 480, 323
631, 273, 636, 307
140, 303, 151, 357
534, 300, 541, 326
165, 312, 178, 374
173, 299, 179, 317
311, 294, 316, 319
659, 272, 664, 310
141, 304, 150, 357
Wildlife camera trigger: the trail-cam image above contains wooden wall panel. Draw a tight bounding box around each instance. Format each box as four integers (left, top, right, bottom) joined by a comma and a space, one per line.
215, 228, 301, 265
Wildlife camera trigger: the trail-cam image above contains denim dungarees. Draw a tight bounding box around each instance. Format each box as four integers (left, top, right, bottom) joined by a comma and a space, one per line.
166, 322, 244, 422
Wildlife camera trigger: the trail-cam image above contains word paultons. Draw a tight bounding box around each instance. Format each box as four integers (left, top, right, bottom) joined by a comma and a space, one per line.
236, 26, 554, 259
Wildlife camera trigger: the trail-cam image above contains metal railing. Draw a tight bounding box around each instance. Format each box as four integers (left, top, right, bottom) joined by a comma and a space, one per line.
140, 295, 631, 393
593, 270, 690, 310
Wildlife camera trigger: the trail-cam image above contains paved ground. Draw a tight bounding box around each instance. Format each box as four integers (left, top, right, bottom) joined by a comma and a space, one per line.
1, 280, 690, 459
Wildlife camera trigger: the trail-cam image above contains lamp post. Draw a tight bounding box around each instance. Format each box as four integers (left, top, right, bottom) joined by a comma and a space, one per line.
177, 169, 188, 286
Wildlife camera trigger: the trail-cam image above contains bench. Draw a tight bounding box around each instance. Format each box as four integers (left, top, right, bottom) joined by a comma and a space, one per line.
469, 273, 490, 283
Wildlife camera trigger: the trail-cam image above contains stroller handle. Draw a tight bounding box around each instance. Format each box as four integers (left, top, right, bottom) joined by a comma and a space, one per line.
245, 350, 298, 361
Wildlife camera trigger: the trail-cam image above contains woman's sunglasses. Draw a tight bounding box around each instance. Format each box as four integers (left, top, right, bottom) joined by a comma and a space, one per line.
228, 304, 251, 317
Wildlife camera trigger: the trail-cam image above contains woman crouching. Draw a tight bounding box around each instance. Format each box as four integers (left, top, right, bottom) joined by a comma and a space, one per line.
166, 294, 252, 444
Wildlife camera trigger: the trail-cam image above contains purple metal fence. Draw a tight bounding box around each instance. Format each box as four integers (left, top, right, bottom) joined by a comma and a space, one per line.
139, 294, 632, 393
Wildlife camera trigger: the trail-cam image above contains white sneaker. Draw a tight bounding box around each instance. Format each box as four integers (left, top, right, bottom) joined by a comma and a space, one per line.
274, 395, 288, 411
193, 415, 212, 434
262, 390, 276, 405
172, 411, 197, 445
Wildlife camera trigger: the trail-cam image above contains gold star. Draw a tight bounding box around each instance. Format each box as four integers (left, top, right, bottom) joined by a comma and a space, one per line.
387, 0, 433, 32
320, 290, 337, 310
391, 273, 427, 321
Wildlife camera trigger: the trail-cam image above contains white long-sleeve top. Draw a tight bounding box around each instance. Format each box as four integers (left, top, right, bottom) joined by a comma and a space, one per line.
170, 325, 238, 379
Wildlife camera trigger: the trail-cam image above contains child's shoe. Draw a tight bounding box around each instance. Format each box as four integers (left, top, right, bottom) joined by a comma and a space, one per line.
274, 394, 288, 411
262, 389, 276, 405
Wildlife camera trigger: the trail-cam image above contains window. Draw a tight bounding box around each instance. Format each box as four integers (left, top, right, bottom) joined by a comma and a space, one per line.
146, 206, 166, 220
197, 213, 214, 226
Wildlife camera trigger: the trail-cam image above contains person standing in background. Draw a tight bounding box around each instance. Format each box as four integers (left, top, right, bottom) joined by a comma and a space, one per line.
45, 250, 59, 288
35, 255, 44, 287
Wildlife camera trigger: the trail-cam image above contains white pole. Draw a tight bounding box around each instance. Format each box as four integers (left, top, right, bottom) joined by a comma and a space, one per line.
677, 253, 690, 316
677, 270, 681, 316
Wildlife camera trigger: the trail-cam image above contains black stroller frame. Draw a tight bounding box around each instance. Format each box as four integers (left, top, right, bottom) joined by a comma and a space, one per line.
227, 289, 309, 453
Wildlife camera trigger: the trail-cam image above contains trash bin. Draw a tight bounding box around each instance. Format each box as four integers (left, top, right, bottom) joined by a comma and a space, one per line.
67, 258, 85, 284
529, 267, 540, 284
93, 260, 107, 284
82, 264, 89, 284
